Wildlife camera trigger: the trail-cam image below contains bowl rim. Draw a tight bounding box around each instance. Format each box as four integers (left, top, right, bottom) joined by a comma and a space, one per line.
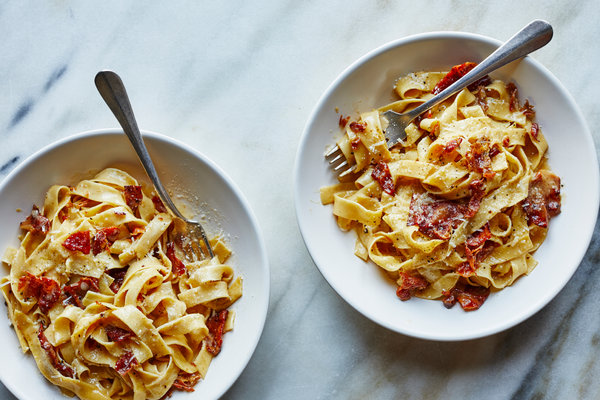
293, 31, 600, 340
0, 128, 271, 399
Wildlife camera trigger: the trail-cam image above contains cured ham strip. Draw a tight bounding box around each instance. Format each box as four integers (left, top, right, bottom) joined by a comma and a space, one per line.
205, 310, 228, 356
396, 272, 428, 301
18, 273, 61, 314
521, 170, 561, 228
407, 180, 485, 240
20, 205, 50, 235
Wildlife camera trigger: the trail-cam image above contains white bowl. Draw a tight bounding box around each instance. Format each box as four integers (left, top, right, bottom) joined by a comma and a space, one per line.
0, 129, 270, 399
294, 32, 599, 340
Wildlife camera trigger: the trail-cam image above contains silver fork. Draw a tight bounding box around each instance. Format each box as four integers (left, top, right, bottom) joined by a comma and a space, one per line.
94, 70, 214, 260
326, 19, 553, 177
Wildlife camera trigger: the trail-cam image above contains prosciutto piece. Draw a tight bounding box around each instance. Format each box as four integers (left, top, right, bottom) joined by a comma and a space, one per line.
521, 170, 561, 228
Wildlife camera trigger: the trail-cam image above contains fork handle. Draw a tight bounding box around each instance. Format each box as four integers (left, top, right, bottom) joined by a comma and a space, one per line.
407, 19, 553, 119
94, 70, 187, 221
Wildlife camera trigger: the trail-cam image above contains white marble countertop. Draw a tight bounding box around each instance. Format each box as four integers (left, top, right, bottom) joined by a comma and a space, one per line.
1, 1, 599, 399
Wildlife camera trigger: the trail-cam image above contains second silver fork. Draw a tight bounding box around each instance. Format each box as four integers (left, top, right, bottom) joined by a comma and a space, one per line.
326, 19, 552, 177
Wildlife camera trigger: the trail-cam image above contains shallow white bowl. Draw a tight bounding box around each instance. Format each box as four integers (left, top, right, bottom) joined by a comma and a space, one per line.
294, 32, 599, 341
0, 129, 270, 399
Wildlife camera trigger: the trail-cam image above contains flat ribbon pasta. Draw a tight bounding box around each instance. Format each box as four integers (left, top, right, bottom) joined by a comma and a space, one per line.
322, 64, 561, 311
1, 168, 242, 399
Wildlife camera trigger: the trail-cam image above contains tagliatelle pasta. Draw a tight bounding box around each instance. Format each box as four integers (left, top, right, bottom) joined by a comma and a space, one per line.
321, 63, 561, 311
1, 168, 242, 399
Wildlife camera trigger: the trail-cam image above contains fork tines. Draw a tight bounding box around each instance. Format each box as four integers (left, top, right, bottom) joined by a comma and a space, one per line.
325, 145, 353, 177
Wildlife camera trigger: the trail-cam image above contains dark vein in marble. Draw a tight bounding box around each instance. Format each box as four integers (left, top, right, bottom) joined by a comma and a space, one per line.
0, 156, 20, 174
509, 218, 600, 400
8, 98, 34, 129
43, 64, 68, 93
8, 63, 68, 129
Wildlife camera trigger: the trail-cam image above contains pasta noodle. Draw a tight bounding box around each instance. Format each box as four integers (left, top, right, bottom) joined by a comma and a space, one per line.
321, 63, 561, 311
1, 168, 242, 399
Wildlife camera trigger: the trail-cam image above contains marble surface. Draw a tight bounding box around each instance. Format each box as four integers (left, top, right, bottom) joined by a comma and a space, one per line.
1, 1, 599, 399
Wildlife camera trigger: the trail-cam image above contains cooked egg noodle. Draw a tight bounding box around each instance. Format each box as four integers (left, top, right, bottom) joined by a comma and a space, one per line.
322, 71, 557, 305
1, 168, 242, 400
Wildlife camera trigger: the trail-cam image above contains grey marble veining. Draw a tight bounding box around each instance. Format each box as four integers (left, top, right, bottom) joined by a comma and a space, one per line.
1, 1, 599, 399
